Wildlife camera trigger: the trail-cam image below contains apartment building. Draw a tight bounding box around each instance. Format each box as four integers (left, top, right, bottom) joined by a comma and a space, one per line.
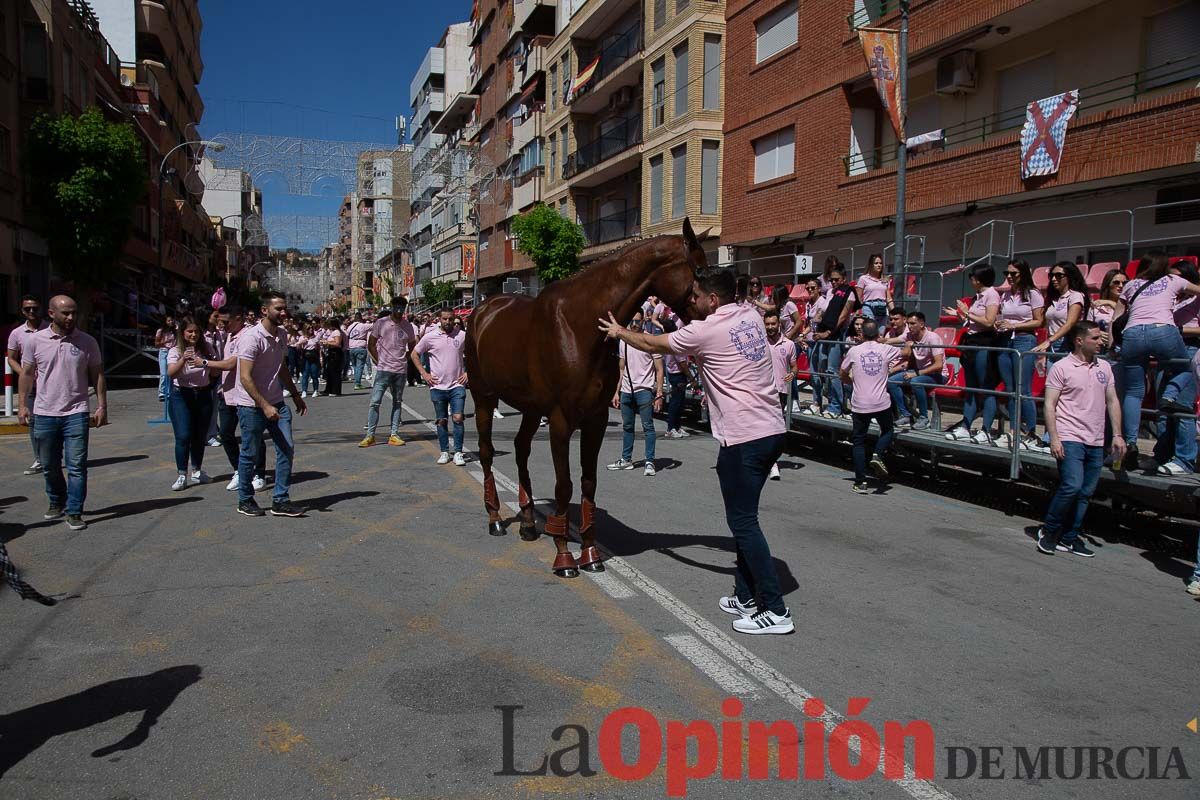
722, 0, 1200, 310
351, 148, 412, 307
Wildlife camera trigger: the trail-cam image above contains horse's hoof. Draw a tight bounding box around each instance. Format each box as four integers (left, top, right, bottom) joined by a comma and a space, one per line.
518, 524, 539, 542
552, 552, 578, 578
577, 546, 604, 572
488, 521, 507, 537
554, 566, 580, 579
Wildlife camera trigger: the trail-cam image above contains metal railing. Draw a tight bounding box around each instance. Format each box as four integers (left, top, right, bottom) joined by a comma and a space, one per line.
843, 54, 1200, 175
847, 0, 901, 31
582, 206, 640, 246
563, 113, 642, 178
589, 22, 642, 87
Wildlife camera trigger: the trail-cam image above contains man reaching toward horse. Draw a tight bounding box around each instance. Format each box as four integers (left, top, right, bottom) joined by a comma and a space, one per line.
598, 268, 794, 636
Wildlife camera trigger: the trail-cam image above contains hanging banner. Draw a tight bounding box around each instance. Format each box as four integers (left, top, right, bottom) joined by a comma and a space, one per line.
567, 56, 600, 104
403, 261, 414, 290
858, 28, 904, 141
1019, 90, 1079, 180
462, 243, 477, 278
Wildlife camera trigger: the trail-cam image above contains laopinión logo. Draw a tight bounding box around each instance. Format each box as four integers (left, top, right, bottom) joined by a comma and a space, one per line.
495, 699, 1191, 797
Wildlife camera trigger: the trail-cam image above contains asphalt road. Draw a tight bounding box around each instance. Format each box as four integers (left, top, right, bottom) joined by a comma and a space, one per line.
0, 385, 1196, 800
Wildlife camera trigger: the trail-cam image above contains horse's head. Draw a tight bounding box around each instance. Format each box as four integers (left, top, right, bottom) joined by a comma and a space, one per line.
652, 218, 711, 322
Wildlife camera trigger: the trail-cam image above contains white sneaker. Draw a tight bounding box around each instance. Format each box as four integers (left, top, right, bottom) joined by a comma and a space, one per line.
769, 463, 781, 480
453, 452, 467, 466
301, 391, 308, 398
971, 429, 994, 446
675, 428, 689, 438
718, 595, 757, 617
493, 408, 504, 419
283, 389, 291, 398
732, 608, 794, 635
607, 458, 634, 471
437, 451, 452, 465
643, 461, 656, 476
993, 432, 1011, 448
225, 475, 240, 491
945, 426, 972, 441
191, 470, 211, 485
171, 474, 188, 491
252, 475, 266, 492
1186, 580, 1200, 597
23, 460, 42, 475
207, 437, 221, 447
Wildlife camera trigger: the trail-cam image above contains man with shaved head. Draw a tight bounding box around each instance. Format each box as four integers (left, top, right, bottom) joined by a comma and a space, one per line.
17, 295, 107, 531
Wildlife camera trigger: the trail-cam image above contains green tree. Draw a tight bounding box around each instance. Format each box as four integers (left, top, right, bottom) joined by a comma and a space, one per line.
510, 203, 585, 284
24, 108, 146, 292
421, 278, 458, 308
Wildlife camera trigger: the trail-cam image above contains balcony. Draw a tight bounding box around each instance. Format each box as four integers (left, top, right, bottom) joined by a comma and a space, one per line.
571, 0, 640, 41
415, 90, 446, 129
414, 206, 433, 234
511, 176, 539, 214
137, 0, 202, 86
433, 221, 473, 249
582, 206, 640, 247
511, 114, 537, 158
568, 21, 642, 114
564, 112, 642, 183
410, 47, 445, 106
514, 0, 557, 37
416, 243, 434, 268
416, 169, 447, 200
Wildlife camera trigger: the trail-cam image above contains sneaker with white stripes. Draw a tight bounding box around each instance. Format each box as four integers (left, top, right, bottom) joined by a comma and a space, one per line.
731, 608, 794, 635
718, 595, 757, 617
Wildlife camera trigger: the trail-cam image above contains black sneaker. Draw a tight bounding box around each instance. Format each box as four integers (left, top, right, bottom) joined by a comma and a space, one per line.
269, 500, 307, 517
852, 482, 870, 495
868, 455, 889, 478
1036, 528, 1059, 555
237, 499, 265, 517
44, 505, 64, 520
1067, 540, 1095, 558
65, 514, 87, 531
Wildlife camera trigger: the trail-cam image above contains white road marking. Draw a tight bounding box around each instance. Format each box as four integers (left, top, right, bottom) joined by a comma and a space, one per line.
466, 469, 521, 513
585, 570, 636, 600
663, 633, 760, 698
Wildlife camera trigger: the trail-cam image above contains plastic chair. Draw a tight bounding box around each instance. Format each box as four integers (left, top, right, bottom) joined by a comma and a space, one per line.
795, 351, 811, 382
1032, 266, 1051, 290
932, 364, 964, 399
1088, 262, 1120, 289
1171, 255, 1199, 268
1125, 260, 1140, 278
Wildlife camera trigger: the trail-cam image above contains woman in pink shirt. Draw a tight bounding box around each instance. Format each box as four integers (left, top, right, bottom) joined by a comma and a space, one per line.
855, 253, 894, 326
993, 259, 1044, 448
944, 264, 1001, 445
800, 278, 829, 416
770, 285, 802, 341
1152, 261, 1200, 475
1036, 262, 1090, 356
166, 317, 221, 490
298, 323, 321, 397
1116, 251, 1200, 458
1089, 268, 1126, 349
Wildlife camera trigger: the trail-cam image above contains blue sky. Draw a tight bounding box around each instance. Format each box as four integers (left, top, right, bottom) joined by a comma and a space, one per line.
198, 1, 469, 219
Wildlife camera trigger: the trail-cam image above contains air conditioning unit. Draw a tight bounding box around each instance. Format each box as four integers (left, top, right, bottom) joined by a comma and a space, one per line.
935, 49, 977, 94
608, 85, 634, 111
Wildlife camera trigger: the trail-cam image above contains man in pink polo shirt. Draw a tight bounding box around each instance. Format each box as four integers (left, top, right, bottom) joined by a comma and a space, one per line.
606, 310, 664, 476
763, 309, 795, 480
361, 296, 416, 447
347, 312, 372, 389
17, 295, 106, 531
1036, 321, 1125, 557
599, 268, 793, 636
413, 308, 470, 465
8, 294, 48, 475
840, 320, 902, 494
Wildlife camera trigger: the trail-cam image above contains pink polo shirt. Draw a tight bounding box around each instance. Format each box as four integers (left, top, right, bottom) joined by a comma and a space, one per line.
1173, 296, 1200, 329
234, 322, 288, 407
7, 321, 48, 359
220, 328, 248, 400
766, 335, 795, 394
998, 288, 1044, 323
1046, 353, 1114, 447
348, 321, 370, 348
168, 346, 211, 389
843, 340, 902, 414
778, 300, 799, 337
665, 353, 689, 375
666, 302, 785, 447
370, 317, 416, 373
617, 341, 661, 393
805, 295, 829, 342
965, 288, 1000, 333
22, 327, 102, 416
1121, 274, 1193, 327
857, 273, 890, 303
1045, 290, 1085, 338
908, 328, 946, 376
414, 327, 467, 389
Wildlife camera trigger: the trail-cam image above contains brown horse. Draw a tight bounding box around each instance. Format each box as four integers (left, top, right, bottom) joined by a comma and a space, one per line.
465, 219, 709, 577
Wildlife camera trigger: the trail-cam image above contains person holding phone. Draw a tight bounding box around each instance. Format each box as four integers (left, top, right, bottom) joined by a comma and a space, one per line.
166, 316, 220, 491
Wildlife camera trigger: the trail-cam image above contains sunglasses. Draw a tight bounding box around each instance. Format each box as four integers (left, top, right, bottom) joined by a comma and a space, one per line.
22, 306, 39, 312
1050, 272, 1067, 279
1003, 271, 1020, 277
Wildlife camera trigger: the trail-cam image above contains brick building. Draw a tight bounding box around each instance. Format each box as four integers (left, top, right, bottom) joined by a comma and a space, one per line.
722, 0, 1200, 315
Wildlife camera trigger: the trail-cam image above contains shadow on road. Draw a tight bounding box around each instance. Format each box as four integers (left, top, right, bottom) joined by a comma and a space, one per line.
0, 665, 202, 777
301, 490, 380, 512
86, 454, 149, 469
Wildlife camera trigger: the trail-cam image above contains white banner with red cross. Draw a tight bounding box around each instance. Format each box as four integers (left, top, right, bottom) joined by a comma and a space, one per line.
1020, 90, 1079, 180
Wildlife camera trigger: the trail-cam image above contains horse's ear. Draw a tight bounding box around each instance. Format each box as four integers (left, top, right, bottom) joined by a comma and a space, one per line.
697, 226, 713, 243
682, 217, 699, 249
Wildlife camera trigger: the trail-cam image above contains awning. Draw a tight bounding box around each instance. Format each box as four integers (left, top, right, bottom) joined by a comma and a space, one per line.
518, 74, 542, 106
567, 56, 600, 104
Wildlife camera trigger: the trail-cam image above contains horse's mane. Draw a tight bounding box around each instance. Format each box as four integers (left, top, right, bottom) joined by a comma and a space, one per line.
568, 233, 680, 281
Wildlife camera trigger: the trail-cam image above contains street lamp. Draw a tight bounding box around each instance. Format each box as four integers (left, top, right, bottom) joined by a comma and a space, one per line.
157, 138, 225, 288
212, 212, 243, 285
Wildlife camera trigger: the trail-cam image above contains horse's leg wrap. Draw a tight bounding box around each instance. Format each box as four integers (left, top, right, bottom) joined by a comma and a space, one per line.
518, 485, 532, 513
545, 513, 569, 537
576, 499, 602, 570
484, 474, 500, 517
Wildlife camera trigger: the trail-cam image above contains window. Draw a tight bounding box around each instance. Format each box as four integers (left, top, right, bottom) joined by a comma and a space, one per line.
559, 198, 569, 218
654, 0, 666, 31
21, 22, 49, 101
906, 94, 940, 138
481, 124, 492, 145
560, 125, 568, 172
677, 0, 689, 13
701, 140, 719, 215
1155, 185, 1200, 225
671, 145, 687, 218
561, 53, 570, 101
549, 66, 557, 110
703, 35, 720, 109
651, 58, 666, 127
549, 132, 557, 176
649, 155, 664, 223
995, 53, 1055, 131
752, 127, 794, 183
673, 41, 689, 119
1141, 4, 1200, 90
519, 138, 543, 174
755, 2, 797, 64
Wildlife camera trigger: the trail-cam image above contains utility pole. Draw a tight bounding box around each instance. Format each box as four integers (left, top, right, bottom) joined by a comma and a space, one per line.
892, 0, 910, 278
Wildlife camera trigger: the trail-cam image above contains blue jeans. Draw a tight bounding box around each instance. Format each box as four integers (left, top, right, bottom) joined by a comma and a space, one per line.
158, 348, 169, 398
817, 339, 845, 414
620, 389, 656, 463
715, 433, 787, 614
33, 412, 90, 515
168, 386, 214, 472
1043, 442, 1103, 545
1153, 343, 1199, 471
852, 410, 895, 482
367, 369, 405, 436
863, 300, 888, 324
960, 344, 997, 431
237, 404, 294, 504
997, 333, 1038, 435
666, 372, 688, 430
1192, 533, 1200, 583
887, 373, 943, 419
1118, 324, 1188, 447
300, 359, 320, 393
349, 348, 369, 385
430, 385, 466, 453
